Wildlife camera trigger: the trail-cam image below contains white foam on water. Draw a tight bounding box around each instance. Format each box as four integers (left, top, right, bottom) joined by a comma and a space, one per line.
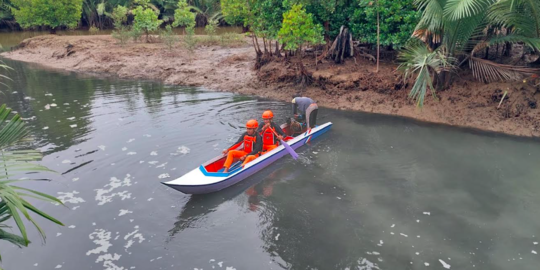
122, 147, 127, 151
95, 253, 124, 269
417, 235, 421, 238
43, 126, 49, 130
416, 252, 420, 255
218, 262, 223, 267
377, 240, 383, 246
98, 145, 106, 151
424, 262, 430, 266
127, 138, 135, 143
147, 198, 153, 201
400, 233, 408, 237
94, 174, 133, 205
150, 151, 158, 156
119, 209, 133, 216
55, 265, 62, 268
86, 229, 112, 255
25, 96, 32, 100
534, 242, 538, 245
275, 233, 280, 241
50, 103, 57, 107
417, 220, 420, 223
92, 222, 96, 226
57, 233, 62, 237
337, 197, 341, 200
177, 146, 190, 154
148, 161, 159, 165
439, 259, 451, 269
124, 226, 145, 253
130, 219, 134, 223
72, 178, 80, 182
156, 162, 167, 168
357, 258, 379, 270
139, 161, 145, 164
226, 267, 236, 270
70, 124, 77, 128
143, 134, 152, 137
57, 191, 85, 204
391, 224, 395, 228
45, 93, 53, 96
44, 104, 50, 110
158, 174, 170, 179
72, 206, 80, 210
64, 103, 70, 106
34, 263, 38, 266
67, 117, 75, 120
532, 250, 537, 254
68, 225, 76, 229
62, 160, 71, 164
127, 152, 137, 155
390, 232, 394, 235
423, 212, 431, 215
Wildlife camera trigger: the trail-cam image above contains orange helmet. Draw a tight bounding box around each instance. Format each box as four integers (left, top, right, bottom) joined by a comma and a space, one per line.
262, 110, 274, 119
246, 119, 258, 129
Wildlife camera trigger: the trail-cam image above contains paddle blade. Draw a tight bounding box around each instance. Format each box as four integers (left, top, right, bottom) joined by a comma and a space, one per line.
281, 140, 299, 160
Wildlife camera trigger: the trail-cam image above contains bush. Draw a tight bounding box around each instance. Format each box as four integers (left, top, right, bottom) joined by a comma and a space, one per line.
184, 27, 198, 52
129, 28, 143, 42
161, 25, 179, 50
89, 26, 99, 34
132, 5, 162, 43
112, 26, 131, 46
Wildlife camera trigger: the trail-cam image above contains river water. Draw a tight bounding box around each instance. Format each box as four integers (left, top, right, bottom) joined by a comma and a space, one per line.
0, 58, 539, 270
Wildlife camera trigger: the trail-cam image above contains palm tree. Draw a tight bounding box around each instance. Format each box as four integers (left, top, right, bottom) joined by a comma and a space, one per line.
400, 0, 540, 107
0, 62, 64, 268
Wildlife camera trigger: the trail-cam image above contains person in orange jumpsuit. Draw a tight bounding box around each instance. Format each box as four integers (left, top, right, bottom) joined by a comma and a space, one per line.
257, 110, 286, 153
222, 119, 263, 173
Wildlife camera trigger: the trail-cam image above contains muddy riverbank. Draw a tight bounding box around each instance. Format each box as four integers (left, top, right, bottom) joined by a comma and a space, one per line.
2, 34, 539, 137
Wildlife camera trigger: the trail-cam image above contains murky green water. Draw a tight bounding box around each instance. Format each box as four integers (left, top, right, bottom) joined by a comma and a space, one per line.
0, 58, 539, 270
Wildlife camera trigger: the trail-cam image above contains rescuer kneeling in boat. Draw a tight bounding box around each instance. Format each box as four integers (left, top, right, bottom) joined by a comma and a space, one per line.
258, 110, 286, 153
222, 119, 263, 173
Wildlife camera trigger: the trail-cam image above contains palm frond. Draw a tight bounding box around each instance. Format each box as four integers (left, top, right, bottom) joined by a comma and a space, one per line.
0, 228, 26, 247
488, 0, 540, 38
469, 57, 540, 82
399, 41, 453, 107
444, 0, 496, 21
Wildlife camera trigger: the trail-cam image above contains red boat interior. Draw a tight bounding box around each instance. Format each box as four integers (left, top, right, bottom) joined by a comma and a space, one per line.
203, 123, 305, 173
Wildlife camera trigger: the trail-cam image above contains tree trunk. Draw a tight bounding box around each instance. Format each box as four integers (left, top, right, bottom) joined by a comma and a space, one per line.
296, 61, 312, 87
275, 41, 282, 57
262, 37, 268, 54
50, 27, 57, 34
328, 26, 354, 64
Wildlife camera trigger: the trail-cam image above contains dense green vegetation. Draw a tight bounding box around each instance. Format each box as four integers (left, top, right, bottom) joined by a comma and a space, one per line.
1, 0, 539, 106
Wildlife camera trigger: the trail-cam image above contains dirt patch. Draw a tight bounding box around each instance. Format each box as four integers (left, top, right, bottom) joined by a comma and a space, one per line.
2, 35, 540, 138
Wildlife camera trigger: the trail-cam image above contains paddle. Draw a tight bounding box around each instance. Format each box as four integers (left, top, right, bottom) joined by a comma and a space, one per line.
266, 124, 299, 160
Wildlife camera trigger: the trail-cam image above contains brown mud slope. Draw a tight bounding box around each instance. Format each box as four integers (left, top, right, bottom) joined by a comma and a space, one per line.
257, 56, 540, 138
2, 35, 540, 138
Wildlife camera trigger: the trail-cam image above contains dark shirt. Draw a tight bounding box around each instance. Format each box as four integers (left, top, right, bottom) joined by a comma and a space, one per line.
257, 122, 286, 137
229, 131, 263, 156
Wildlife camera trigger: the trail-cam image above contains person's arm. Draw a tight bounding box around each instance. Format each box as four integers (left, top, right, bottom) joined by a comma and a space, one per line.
273, 122, 286, 136
248, 133, 263, 156
224, 132, 245, 154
